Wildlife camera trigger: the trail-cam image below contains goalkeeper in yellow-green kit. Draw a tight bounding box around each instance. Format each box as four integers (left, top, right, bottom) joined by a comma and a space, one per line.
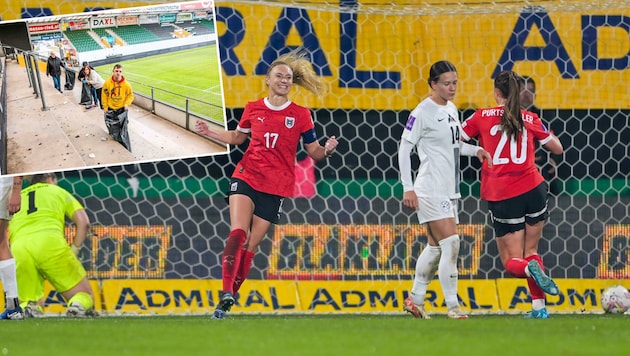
8, 173, 97, 317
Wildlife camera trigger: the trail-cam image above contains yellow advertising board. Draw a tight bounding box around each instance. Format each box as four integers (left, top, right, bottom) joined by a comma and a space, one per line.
2, 1, 629, 109
214, 1, 630, 110
2, 278, 629, 315
496, 278, 630, 313
294, 280, 500, 313
99, 279, 300, 314
18, 280, 102, 315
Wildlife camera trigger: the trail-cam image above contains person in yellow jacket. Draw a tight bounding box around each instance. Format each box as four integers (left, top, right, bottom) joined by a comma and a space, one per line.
101, 64, 134, 151
102, 63, 134, 112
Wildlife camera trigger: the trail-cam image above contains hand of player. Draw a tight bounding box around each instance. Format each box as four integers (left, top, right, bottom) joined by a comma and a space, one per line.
195, 120, 210, 136
8, 198, 20, 215
402, 190, 418, 210
477, 148, 493, 168
324, 135, 338, 156
70, 244, 80, 255
8, 183, 21, 214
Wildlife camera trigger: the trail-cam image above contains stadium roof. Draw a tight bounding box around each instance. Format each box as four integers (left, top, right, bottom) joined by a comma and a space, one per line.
8, 1, 212, 24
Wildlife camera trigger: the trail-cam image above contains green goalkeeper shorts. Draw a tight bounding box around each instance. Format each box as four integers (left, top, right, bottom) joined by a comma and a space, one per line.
10, 232, 87, 303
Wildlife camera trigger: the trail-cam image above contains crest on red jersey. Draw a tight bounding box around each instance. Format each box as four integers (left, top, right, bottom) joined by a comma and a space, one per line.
285, 117, 295, 128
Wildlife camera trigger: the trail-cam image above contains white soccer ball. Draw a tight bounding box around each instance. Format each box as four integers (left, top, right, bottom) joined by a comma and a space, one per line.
600, 285, 630, 314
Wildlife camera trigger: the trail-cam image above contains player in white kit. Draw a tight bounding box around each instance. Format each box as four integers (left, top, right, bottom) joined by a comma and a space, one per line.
398, 60, 491, 319
0, 172, 23, 319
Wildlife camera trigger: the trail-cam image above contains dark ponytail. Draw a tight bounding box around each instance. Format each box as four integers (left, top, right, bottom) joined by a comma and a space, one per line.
494, 71, 523, 137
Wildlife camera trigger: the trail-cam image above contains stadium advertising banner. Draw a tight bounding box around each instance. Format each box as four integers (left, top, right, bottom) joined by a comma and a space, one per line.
66, 225, 171, 279
176, 12, 194, 22
91, 17, 116, 29
65, 223, 629, 283
494, 279, 630, 313
116, 16, 139, 26
159, 13, 177, 23
1, 1, 209, 20
28, 22, 60, 34
193, 11, 209, 20
62, 19, 89, 31
20, 279, 630, 315
598, 224, 630, 279
138, 14, 159, 24
212, 1, 630, 110
268, 224, 484, 279
30, 33, 63, 41
2, 1, 628, 110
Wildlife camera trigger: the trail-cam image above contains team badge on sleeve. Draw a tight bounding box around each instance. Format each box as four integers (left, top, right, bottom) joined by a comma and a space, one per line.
541, 122, 549, 132
405, 115, 416, 130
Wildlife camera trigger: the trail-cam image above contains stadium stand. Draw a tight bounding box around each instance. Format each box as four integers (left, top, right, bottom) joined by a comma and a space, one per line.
141, 23, 181, 41
112, 25, 161, 45
91, 28, 122, 47
64, 30, 103, 52
193, 19, 215, 34
171, 20, 215, 36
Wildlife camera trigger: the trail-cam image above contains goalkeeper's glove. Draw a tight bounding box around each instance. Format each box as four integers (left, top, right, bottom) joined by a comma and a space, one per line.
70, 244, 80, 255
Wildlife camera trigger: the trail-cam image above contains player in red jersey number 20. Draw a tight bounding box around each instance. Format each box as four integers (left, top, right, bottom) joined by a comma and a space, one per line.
461, 70, 564, 319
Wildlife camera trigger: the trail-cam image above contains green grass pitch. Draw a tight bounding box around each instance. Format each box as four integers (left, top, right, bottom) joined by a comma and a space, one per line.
2, 314, 628, 355
94, 45, 224, 121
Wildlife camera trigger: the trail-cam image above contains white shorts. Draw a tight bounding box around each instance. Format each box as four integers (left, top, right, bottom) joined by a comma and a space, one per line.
0, 177, 13, 220
415, 197, 459, 225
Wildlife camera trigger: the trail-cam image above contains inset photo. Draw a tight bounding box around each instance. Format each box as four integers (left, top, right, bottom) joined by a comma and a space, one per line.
0, 1, 227, 176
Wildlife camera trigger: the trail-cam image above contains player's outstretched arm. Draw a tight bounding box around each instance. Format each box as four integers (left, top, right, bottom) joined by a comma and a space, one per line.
195, 120, 248, 145
70, 209, 90, 255
8, 176, 23, 214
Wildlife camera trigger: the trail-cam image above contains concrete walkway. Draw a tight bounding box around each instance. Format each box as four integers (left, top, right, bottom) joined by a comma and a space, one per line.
4, 59, 227, 176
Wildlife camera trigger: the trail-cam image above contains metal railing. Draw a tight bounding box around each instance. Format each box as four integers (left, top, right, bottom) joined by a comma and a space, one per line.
0, 54, 7, 174
128, 79, 225, 133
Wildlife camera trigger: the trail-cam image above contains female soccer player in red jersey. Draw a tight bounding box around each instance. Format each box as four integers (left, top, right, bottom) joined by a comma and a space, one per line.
460, 70, 564, 319
195, 49, 338, 319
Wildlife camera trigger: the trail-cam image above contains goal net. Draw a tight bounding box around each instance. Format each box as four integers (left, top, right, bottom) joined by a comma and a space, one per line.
3, 0, 629, 314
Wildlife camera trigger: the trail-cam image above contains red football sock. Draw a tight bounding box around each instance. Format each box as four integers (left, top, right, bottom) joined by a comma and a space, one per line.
233, 250, 255, 295
221, 229, 247, 294
504, 257, 528, 278
525, 254, 546, 300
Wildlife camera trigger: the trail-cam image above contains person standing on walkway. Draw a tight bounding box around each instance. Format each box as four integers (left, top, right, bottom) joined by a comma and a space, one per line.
83, 66, 105, 110
102, 64, 134, 151
45, 51, 63, 93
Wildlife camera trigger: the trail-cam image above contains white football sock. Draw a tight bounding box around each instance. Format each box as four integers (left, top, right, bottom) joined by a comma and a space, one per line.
410, 245, 441, 305
0, 258, 18, 299
532, 299, 546, 310
438, 234, 460, 309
